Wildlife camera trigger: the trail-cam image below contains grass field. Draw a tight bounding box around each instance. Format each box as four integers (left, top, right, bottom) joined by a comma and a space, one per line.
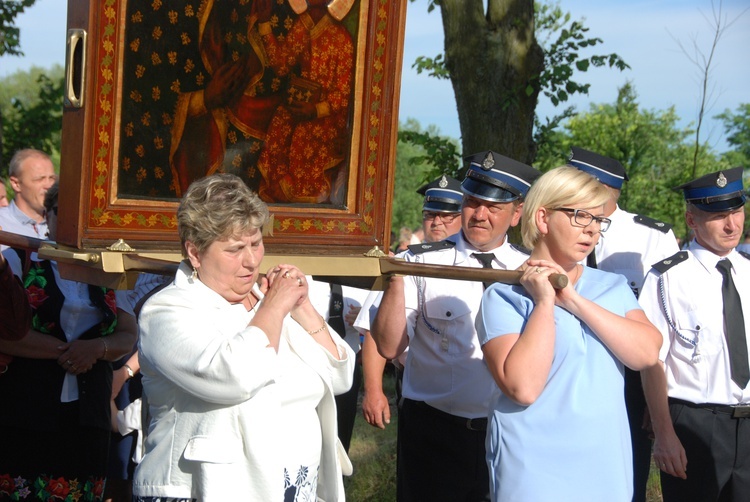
344, 370, 664, 501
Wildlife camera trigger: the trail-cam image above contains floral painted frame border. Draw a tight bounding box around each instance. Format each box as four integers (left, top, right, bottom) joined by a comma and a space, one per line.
57, 0, 405, 255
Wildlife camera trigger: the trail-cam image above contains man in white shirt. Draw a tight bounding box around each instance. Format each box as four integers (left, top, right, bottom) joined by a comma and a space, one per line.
358, 174, 464, 429
640, 167, 750, 501
372, 151, 540, 502
0, 149, 57, 247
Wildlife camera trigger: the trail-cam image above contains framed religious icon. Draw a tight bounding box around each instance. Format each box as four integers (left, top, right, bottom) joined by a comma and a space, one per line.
57, 0, 405, 256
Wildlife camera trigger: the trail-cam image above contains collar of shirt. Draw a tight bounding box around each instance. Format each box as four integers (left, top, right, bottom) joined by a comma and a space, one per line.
609, 204, 626, 222
455, 231, 510, 267
689, 239, 738, 275
2, 200, 48, 240
8, 199, 43, 227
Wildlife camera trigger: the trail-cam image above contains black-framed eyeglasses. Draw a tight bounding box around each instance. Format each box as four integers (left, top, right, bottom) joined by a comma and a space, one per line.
557, 208, 611, 232
423, 211, 460, 223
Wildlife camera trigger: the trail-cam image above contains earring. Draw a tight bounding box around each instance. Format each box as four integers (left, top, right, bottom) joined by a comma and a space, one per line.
191, 267, 198, 281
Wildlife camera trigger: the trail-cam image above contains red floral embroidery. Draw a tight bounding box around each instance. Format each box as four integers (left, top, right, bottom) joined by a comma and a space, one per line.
103, 290, 117, 314
46, 476, 70, 499
0, 473, 15, 494
92, 477, 105, 497
26, 285, 49, 309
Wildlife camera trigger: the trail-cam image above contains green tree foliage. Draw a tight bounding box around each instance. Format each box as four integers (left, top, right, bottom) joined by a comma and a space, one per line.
716, 103, 750, 167
408, 0, 628, 166
0, 0, 37, 56
0, 65, 64, 175
535, 84, 731, 241
1, 0, 42, 170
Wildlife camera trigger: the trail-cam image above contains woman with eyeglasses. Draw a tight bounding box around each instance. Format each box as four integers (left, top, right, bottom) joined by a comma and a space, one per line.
476, 166, 661, 501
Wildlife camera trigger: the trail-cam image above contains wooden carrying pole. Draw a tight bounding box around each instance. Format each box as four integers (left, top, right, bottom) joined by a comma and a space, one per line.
380, 257, 569, 289
0, 230, 44, 253
0, 231, 568, 290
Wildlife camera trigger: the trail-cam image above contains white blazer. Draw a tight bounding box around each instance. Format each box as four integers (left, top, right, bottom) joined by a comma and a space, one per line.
133, 262, 355, 501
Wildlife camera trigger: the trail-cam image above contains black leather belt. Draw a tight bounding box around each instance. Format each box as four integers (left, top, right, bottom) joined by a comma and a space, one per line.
669, 397, 750, 418
405, 398, 487, 431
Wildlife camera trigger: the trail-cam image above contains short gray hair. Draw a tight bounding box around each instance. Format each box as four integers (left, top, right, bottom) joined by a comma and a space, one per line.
177, 174, 270, 257
9, 149, 51, 178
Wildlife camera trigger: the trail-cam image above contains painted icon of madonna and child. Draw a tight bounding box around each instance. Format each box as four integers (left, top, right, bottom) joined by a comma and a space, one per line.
117, 0, 358, 205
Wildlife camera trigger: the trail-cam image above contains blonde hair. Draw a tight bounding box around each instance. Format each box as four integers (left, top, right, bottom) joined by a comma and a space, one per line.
521, 166, 611, 249
178, 174, 270, 257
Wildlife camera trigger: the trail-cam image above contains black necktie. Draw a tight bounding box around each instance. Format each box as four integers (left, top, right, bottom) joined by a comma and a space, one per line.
586, 249, 598, 268
716, 259, 749, 388
473, 253, 495, 290
328, 283, 346, 339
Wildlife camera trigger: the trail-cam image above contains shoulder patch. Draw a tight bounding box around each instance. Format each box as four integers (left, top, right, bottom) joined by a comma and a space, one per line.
738, 250, 750, 261
633, 214, 673, 233
510, 243, 531, 255
651, 251, 688, 274
407, 240, 456, 255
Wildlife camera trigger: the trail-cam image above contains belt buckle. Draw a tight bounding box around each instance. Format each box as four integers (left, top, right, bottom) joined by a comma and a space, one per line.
731, 405, 750, 418
465, 418, 483, 431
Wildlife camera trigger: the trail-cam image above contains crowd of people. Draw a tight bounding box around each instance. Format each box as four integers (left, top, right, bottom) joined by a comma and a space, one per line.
0, 145, 748, 502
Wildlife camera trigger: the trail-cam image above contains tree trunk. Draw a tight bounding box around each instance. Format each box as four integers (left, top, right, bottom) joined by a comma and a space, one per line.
440, 0, 543, 166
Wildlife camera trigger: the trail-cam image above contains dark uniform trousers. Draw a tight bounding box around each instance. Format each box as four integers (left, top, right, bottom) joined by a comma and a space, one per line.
398, 398, 490, 502
662, 399, 750, 502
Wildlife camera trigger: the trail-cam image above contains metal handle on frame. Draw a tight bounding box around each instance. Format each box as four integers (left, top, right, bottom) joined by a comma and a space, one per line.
65, 28, 87, 108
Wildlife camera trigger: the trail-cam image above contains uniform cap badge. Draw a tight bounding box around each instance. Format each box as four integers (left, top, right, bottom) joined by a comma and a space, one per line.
481, 152, 495, 171
438, 175, 448, 188
716, 172, 727, 188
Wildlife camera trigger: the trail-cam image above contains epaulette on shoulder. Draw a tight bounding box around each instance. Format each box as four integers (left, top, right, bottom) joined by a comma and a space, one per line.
407, 240, 456, 255
633, 214, 673, 234
651, 251, 688, 274
738, 250, 750, 261
510, 243, 531, 255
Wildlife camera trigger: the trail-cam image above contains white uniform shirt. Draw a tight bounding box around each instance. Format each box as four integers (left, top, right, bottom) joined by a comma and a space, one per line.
591, 205, 679, 295
353, 289, 380, 336
397, 232, 528, 418
639, 240, 750, 405
0, 200, 48, 251
353, 267, 408, 368
307, 279, 370, 354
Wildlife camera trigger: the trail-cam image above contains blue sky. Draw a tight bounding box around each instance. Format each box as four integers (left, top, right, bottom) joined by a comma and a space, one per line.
2, 0, 748, 153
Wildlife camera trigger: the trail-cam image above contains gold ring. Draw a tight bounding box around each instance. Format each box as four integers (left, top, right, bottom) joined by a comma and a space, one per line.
535, 268, 542, 274
282, 271, 290, 279
297, 277, 303, 286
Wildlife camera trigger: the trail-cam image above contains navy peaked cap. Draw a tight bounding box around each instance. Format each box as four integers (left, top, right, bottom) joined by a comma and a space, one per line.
674, 166, 746, 212
461, 151, 540, 202
568, 146, 629, 189
417, 175, 463, 213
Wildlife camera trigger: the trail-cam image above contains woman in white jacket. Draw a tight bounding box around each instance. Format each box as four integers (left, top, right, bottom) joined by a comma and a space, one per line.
133, 173, 355, 501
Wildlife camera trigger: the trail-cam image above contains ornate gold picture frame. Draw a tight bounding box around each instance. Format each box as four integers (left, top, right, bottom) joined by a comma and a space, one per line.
58, 0, 405, 256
